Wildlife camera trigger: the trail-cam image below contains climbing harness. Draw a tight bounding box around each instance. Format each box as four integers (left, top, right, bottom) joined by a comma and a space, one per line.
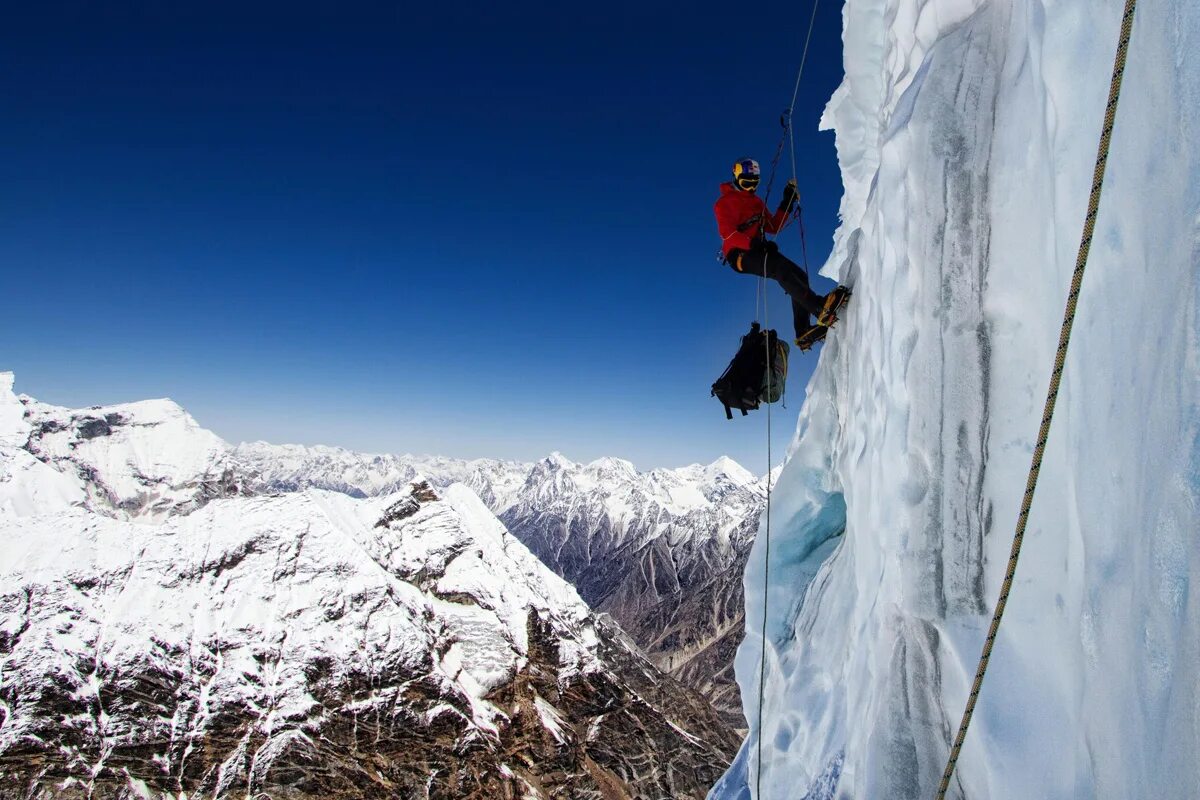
754, 0, 822, 797
934, 2, 1138, 797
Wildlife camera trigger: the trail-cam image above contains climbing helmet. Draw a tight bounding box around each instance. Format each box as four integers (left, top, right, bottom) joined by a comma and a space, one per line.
732, 157, 761, 192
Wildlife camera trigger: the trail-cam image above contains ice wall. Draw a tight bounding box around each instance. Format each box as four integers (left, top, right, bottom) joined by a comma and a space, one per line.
713, 1, 1200, 798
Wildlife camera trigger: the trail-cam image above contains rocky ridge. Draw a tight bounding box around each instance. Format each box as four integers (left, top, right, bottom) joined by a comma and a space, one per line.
233, 444, 768, 728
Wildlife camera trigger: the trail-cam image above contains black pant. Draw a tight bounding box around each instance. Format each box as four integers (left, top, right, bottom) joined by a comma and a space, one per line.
728, 247, 823, 338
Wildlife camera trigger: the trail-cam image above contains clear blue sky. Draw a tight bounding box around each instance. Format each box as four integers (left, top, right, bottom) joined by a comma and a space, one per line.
1, 1, 845, 470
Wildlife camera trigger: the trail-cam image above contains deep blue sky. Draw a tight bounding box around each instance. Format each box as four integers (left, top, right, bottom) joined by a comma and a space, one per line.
2, 1, 846, 470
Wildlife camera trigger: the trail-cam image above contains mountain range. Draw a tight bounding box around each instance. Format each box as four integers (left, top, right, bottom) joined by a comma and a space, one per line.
232, 442, 767, 728
0, 372, 744, 798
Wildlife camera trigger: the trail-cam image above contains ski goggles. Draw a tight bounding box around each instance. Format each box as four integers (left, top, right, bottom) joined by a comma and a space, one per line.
734, 173, 761, 190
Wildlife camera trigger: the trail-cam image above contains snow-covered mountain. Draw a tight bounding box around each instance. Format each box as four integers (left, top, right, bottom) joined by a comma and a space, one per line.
490, 453, 765, 728
232, 442, 768, 727
19, 392, 242, 521
712, 1, 1200, 799
0, 373, 739, 798
231, 440, 529, 506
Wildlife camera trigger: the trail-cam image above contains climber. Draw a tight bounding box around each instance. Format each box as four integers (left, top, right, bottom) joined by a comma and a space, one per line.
714, 157, 849, 349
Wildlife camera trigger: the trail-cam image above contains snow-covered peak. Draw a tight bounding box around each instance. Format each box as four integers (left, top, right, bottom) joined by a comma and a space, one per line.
20, 390, 232, 520
231, 436, 760, 518
706, 455, 757, 486
543, 451, 574, 468
0, 374, 86, 517
583, 455, 638, 478
495, 452, 767, 728
238, 439, 344, 459
681, 456, 763, 496
0, 372, 28, 447
435, 484, 593, 635
656, 458, 765, 512
232, 442, 530, 497
302, 481, 597, 710
233, 439, 420, 498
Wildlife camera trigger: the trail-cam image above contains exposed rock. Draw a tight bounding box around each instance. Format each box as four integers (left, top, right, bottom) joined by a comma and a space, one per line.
375, 481, 440, 528
75, 415, 112, 440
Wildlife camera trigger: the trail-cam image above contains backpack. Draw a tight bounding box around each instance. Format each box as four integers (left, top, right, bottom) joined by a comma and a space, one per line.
711, 322, 790, 419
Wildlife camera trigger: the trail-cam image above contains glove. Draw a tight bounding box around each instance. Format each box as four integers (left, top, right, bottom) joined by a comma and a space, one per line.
736, 213, 764, 232
778, 180, 799, 214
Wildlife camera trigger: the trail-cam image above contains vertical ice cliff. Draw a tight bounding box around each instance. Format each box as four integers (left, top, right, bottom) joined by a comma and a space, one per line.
713, 0, 1199, 798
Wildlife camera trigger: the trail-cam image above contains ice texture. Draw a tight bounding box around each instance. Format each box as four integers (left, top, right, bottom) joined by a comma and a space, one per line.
713, 0, 1200, 798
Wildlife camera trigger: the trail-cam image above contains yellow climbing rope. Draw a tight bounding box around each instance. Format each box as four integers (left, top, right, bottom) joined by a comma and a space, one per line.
934, 1, 1139, 797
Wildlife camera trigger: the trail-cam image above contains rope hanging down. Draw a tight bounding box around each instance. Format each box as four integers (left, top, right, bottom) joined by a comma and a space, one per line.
755, 238, 775, 800
754, 0, 822, 797
934, 2, 1138, 797
782, 112, 815, 279
758, 0, 820, 210
785, 0, 821, 279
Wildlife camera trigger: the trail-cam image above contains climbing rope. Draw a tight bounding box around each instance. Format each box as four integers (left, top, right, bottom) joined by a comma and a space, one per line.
934, 2, 1138, 797
759, 0, 820, 208
783, 109, 815, 279
796, 202, 812, 276
754, 1, 823, 797
755, 252, 774, 800
787, 0, 821, 123
786, 0, 821, 280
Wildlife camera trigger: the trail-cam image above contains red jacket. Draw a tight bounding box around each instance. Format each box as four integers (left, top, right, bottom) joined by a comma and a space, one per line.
714, 181, 788, 258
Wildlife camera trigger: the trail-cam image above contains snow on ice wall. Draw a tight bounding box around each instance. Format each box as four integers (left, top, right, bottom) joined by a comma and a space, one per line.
713, 1, 1200, 798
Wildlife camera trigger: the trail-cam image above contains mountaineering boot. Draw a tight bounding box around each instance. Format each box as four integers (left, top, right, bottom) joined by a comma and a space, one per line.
817, 285, 852, 327
795, 324, 827, 352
